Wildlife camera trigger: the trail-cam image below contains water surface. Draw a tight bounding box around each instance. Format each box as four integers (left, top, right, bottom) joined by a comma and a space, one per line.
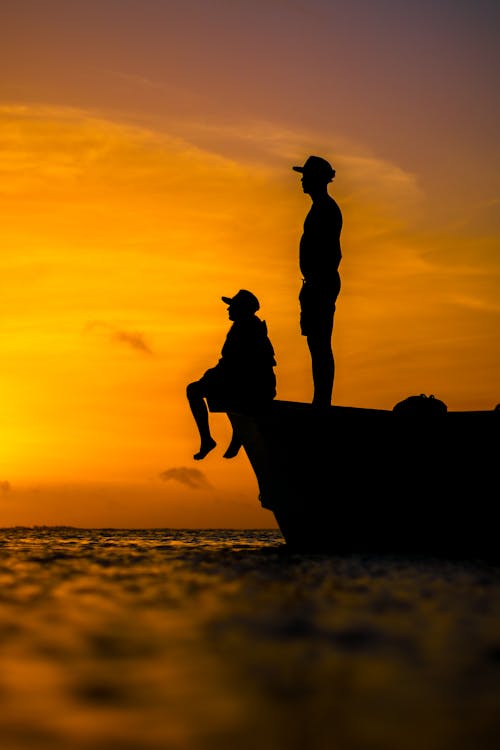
0, 527, 499, 749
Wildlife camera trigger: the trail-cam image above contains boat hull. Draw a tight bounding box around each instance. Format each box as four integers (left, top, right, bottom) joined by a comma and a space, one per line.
228, 401, 499, 559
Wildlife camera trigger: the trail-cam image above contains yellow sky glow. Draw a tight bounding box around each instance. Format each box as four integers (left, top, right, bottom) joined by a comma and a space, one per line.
1, 103, 499, 527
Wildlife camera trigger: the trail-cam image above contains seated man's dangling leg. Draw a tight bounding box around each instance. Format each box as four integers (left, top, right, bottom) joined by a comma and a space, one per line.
186, 381, 217, 460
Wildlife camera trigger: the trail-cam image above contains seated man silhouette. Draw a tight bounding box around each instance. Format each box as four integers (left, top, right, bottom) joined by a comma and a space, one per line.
187, 289, 277, 460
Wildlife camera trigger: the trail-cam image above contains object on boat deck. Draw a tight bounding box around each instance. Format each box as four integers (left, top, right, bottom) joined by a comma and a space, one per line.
393, 393, 448, 415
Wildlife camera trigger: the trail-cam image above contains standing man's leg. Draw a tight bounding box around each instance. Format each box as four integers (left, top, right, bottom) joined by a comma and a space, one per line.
301, 286, 336, 407
307, 330, 334, 407
186, 380, 217, 460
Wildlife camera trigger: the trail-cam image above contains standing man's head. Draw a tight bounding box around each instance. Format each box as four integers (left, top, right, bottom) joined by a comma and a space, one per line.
293, 155, 335, 196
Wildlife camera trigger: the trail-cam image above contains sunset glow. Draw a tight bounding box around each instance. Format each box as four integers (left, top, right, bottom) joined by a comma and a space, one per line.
1, 1, 499, 526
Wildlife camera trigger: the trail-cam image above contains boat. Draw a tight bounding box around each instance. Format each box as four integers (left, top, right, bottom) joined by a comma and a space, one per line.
226, 397, 499, 559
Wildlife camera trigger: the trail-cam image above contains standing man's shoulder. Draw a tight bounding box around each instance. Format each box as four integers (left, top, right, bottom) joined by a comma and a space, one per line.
325, 193, 342, 219
309, 194, 342, 230
323, 195, 343, 235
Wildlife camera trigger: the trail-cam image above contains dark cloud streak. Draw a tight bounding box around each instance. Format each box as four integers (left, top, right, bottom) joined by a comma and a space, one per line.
85, 321, 153, 355
159, 467, 212, 490
111, 329, 153, 354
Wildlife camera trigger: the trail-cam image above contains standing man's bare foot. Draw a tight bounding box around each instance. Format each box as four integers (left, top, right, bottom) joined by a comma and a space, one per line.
194, 437, 217, 460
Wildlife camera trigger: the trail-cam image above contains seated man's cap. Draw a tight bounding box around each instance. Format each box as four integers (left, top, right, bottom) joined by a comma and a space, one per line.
221, 289, 260, 313
292, 155, 335, 181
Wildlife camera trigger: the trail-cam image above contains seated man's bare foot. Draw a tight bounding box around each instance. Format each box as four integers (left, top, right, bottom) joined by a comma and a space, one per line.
223, 436, 242, 459
194, 438, 216, 461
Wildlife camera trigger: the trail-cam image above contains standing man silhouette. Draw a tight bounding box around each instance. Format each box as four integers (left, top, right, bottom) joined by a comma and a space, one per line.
293, 156, 342, 408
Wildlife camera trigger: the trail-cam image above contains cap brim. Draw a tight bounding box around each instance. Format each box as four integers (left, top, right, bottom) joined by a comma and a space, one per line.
221, 296, 232, 304
292, 166, 304, 173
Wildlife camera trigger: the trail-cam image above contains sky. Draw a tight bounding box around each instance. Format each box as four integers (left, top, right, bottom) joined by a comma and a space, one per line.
1, 0, 499, 527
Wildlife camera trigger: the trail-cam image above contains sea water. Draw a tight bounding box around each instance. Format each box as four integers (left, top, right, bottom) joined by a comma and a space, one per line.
0, 527, 499, 750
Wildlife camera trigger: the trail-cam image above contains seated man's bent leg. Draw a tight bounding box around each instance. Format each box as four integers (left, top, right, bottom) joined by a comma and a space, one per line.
223, 430, 242, 459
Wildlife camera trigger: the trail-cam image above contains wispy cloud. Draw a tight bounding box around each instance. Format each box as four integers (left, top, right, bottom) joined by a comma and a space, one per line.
110, 329, 153, 354
0, 481, 12, 493
85, 321, 153, 355
159, 467, 212, 490
103, 69, 166, 91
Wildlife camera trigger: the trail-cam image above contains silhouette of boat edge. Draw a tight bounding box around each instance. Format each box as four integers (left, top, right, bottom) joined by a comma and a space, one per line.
226, 399, 499, 559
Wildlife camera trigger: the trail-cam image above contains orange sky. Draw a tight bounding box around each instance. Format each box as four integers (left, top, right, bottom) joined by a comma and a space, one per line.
1, 1, 499, 527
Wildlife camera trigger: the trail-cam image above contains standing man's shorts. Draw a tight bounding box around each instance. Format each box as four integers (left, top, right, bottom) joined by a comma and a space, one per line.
299, 276, 341, 337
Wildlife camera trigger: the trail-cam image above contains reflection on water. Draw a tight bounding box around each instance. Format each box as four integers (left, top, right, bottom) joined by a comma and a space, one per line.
0, 527, 499, 749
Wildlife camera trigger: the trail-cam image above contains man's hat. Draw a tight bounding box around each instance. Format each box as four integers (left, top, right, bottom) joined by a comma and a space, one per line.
221, 289, 260, 313
292, 155, 335, 181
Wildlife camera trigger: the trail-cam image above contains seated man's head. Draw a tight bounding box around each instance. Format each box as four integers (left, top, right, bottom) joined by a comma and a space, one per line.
221, 289, 260, 319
